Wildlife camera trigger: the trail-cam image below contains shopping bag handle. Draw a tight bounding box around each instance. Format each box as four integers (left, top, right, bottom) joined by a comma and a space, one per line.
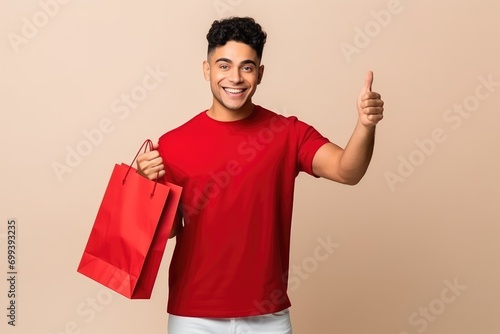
123, 139, 160, 199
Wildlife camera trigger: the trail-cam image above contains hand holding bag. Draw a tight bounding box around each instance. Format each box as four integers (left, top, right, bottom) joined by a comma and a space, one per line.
77, 139, 182, 299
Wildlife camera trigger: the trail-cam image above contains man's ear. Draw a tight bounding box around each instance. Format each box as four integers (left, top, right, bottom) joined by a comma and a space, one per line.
257, 64, 265, 84
203, 60, 210, 81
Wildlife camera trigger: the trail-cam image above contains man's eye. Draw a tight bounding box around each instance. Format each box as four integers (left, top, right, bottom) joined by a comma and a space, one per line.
220, 65, 229, 70
243, 66, 253, 72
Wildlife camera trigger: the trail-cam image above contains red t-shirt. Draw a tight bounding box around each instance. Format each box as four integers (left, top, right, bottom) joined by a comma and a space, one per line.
158, 105, 330, 317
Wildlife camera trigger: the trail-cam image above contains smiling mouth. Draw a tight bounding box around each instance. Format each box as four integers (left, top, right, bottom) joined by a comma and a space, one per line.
224, 87, 247, 94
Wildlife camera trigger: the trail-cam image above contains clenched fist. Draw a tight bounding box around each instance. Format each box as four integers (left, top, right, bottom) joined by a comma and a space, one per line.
136, 142, 165, 180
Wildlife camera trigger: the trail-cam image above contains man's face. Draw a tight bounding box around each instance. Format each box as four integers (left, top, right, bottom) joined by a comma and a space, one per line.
203, 41, 264, 114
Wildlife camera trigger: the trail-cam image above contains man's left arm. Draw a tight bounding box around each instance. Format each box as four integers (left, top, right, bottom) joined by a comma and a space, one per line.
312, 71, 384, 185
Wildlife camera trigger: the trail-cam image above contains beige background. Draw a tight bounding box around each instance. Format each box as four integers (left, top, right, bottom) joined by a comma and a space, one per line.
1, 0, 499, 333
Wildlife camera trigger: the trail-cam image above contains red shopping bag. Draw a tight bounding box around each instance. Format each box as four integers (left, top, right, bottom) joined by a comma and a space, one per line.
77, 139, 182, 299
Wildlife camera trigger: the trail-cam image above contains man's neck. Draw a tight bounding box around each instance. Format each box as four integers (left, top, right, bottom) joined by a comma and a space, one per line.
207, 102, 255, 122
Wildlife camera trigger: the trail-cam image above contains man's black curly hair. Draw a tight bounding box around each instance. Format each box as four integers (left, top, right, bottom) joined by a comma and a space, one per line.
206, 17, 267, 61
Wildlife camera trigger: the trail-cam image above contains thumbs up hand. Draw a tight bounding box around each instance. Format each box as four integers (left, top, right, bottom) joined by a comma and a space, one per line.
357, 71, 384, 127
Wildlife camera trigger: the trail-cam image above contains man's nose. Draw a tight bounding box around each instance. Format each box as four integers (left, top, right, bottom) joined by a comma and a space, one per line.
228, 68, 243, 83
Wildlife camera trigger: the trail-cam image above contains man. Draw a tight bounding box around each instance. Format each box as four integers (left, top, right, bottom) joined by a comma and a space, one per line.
137, 17, 384, 334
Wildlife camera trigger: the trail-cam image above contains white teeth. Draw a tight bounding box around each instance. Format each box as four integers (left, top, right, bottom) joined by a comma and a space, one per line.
225, 88, 244, 94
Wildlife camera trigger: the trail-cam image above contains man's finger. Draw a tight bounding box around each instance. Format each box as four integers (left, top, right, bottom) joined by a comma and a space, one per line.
137, 150, 160, 163
362, 98, 384, 108
363, 70, 374, 93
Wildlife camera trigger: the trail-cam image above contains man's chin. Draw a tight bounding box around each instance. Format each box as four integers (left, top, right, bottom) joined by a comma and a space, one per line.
222, 101, 252, 112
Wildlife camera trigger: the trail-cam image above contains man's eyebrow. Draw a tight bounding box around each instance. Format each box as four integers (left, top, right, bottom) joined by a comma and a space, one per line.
215, 57, 232, 64
240, 59, 258, 66
215, 58, 258, 66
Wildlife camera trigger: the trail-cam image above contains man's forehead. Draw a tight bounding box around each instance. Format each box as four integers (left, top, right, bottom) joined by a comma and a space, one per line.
209, 41, 259, 62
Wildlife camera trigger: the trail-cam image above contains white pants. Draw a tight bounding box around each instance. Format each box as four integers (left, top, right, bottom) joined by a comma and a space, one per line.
167, 309, 292, 334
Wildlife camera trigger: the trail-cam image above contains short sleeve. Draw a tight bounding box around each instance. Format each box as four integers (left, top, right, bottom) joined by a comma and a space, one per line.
294, 118, 330, 177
